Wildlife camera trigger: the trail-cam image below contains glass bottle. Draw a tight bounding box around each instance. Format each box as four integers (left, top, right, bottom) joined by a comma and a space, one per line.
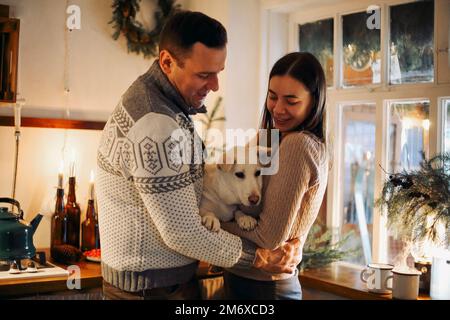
65, 176, 81, 249
50, 188, 68, 258
81, 199, 100, 252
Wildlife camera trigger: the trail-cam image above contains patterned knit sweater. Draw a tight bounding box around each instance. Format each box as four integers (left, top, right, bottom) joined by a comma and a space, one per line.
96, 61, 255, 292
222, 131, 329, 281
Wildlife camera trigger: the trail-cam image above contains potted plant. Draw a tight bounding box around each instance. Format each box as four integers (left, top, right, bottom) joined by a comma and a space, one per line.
376, 152, 450, 298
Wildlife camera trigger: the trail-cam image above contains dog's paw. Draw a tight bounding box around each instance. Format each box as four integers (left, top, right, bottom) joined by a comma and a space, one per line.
236, 215, 258, 231
201, 215, 221, 232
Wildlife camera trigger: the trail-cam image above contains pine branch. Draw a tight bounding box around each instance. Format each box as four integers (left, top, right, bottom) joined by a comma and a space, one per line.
376, 152, 450, 244
299, 223, 358, 271
200, 97, 225, 148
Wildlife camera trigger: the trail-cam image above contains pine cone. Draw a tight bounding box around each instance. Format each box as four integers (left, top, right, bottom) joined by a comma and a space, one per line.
129, 30, 138, 42
51, 245, 83, 264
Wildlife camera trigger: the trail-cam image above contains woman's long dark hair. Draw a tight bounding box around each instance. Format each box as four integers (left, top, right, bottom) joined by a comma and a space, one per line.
261, 52, 327, 144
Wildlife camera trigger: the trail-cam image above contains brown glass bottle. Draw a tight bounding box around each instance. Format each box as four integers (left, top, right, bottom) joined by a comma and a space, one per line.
65, 176, 81, 249
81, 199, 100, 251
50, 188, 68, 258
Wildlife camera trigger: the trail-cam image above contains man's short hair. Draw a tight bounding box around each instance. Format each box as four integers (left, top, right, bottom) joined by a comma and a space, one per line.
159, 10, 227, 65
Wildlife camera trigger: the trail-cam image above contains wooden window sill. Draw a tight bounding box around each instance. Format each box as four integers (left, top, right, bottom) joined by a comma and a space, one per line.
299, 262, 430, 300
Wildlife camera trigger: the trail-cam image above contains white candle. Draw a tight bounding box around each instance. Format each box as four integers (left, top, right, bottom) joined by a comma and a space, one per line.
70, 149, 76, 177
58, 160, 64, 189
89, 170, 95, 200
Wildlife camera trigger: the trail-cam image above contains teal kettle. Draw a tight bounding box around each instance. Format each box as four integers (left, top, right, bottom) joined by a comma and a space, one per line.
0, 198, 43, 264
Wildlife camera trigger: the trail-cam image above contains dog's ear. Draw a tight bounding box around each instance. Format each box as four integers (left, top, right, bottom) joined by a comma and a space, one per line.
217, 163, 235, 172
217, 147, 236, 172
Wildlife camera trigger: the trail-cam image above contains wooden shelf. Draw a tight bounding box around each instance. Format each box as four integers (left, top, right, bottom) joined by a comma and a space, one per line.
0, 116, 106, 130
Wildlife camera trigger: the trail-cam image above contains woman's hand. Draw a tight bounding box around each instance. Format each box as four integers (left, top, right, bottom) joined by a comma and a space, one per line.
253, 238, 302, 274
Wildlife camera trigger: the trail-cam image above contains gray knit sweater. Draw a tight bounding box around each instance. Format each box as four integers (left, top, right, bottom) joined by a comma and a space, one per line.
96, 61, 255, 292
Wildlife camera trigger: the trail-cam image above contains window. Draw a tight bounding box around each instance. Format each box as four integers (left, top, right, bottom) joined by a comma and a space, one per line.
340, 103, 376, 265
444, 99, 450, 152
299, 18, 334, 86
388, 100, 430, 173
342, 11, 381, 87
285, 0, 450, 267
386, 100, 430, 265
390, 1, 434, 84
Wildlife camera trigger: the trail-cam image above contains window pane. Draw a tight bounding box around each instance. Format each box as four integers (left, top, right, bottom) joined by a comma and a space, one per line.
445, 99, 450, 152
299, 18, 334, 87
387, 100, 430, 266
342, 11, 381, 87
340, 103, 376, 265
390, 1, 434, 84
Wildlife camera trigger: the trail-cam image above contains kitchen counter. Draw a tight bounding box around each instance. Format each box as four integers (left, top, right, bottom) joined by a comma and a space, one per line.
0, 251, 431, 300
0, 249, 103, 299
0, 250, 218, 299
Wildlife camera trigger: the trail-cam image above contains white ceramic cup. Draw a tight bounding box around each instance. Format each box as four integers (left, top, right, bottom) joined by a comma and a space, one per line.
385, 268, 422, 300
360, 263, 394, 294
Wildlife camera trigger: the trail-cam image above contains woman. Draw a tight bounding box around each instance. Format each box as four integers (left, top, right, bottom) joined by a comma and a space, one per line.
221, 52, 329, 300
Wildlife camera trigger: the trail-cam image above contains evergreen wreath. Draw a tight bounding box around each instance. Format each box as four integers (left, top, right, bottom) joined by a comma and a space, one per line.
376, 152, 450, 245
110, 0, 181, 58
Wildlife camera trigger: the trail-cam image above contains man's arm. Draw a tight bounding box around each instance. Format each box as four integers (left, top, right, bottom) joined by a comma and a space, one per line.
123, 112, 255, 268
123, 111, 299, 273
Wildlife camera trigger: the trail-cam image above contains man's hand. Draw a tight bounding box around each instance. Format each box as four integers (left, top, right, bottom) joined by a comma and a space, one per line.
253, 238, 302, 274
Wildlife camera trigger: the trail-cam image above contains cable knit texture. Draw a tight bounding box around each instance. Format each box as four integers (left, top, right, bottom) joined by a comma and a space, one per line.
96, 61, 254, 292
222, 131, 329, 281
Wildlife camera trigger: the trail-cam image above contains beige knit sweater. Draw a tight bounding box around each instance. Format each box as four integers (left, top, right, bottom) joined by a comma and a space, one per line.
222, 131, 329, 281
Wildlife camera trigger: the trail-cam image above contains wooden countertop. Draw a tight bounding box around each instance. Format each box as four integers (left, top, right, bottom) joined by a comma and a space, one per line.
0, 252, 217, 299
1, 251, 430, 300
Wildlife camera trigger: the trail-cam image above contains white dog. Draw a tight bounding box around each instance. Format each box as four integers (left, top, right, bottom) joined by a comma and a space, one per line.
199, 146, 268, 232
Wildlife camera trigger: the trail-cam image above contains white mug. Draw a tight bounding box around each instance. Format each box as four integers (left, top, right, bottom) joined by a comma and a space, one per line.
360, 263, 394, 294
385, 268, 422, 300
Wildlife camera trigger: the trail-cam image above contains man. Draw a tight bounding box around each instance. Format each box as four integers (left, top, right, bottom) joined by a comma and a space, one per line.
97, 10, 301, 300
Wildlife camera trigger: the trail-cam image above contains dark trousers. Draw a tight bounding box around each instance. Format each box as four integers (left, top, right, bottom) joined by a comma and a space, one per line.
102, 277, 201, 300
223, 271, 302, 300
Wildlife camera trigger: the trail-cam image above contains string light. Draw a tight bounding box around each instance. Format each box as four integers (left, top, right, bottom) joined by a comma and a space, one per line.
61, 0, 72, 173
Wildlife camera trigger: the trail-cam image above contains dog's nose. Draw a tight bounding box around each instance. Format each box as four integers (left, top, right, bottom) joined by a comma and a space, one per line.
248, 194, 260, 205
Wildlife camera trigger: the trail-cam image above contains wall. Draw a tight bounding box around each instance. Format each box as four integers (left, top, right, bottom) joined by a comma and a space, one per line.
226, 0, 261, 131
0, 0, 264, 248
0, 0, 182, 248
0, 0, 158, 120
189, 0, 262, 133
0, 126, 101, 249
